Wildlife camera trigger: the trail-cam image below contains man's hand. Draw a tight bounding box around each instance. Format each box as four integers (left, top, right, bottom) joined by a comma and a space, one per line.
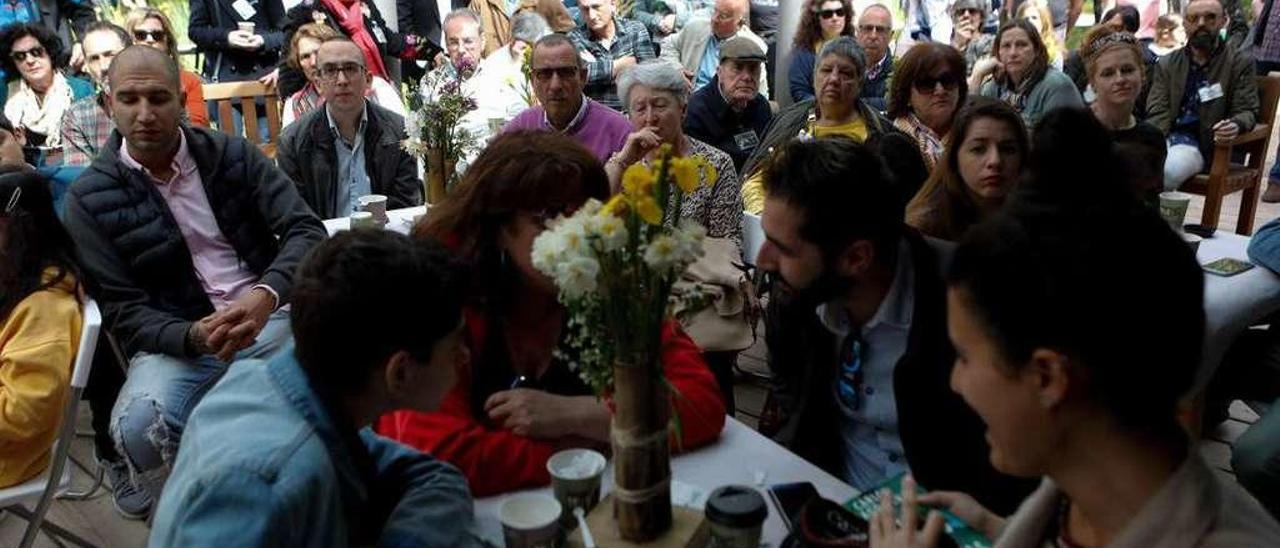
870, 476, 944, 548
70, 43, 84, 70
484, 389, 605, 439
659, 14, 677, 34
681, 68, 695, 91
619, 127, 663, 166
1213, 119, 1241, 142
202, 287, 276, 362
612, 55, 638, 79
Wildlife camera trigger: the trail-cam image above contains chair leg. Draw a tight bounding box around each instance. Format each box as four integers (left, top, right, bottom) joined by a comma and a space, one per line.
1239, 178, 1262, 235
59, 455, 105, 501
1202, 187, 1224, 231
5, 505, 98, 548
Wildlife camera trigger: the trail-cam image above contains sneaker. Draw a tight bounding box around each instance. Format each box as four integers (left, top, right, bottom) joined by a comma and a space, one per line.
1264, 182, 1280, 203
100, 455, 153, 521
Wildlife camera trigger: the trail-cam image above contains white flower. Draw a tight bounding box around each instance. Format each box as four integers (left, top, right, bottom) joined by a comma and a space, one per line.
532, 229, 566, 277
594, 213, 629, 252
674, 220, 707, 266
555, 256, 601, 298
643, 235, 681, 271
578, 198, 603, 217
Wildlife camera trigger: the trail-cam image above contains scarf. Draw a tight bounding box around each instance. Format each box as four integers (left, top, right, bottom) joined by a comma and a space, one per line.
893, 113, 944, 171
4, 72, 73, 148
292, 83, 324, 120
319, 0, 389, 80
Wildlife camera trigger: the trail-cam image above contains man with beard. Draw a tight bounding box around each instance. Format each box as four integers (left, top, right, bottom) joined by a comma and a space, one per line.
755, 138, 1035, 516
1147, 0, 1259, 191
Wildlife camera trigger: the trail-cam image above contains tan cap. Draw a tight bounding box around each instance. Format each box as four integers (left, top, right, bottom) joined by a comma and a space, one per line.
719, 37, 766, 63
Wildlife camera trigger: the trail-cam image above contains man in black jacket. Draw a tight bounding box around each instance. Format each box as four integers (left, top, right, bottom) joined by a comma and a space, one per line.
61, 46, 326, 520
755, 138, 1035, 516
684, 37, 773, 172
277, 38, 422, 219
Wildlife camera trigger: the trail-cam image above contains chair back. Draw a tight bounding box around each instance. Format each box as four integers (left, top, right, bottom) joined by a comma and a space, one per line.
202, 81, 283, 157
1260, 73, 1280, 129
742, 212, 765, 266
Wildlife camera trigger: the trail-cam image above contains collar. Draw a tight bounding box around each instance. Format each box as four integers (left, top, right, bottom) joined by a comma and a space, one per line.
815, 238, 915, 336
119, 128, 195, 185
326, 101, 369, 143
544, 95, 591, 132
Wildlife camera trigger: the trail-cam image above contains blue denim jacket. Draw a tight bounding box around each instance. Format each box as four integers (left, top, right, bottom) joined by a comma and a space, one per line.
149, 349, 480, 547
1250, 217, 1280, 274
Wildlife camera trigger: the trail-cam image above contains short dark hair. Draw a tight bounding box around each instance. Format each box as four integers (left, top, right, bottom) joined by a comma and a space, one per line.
1102, 5, 1141, 33
948, 108, 1202, 442
887, 42, 968, 120
0, 23, 67, 78
532, 33, 584, 67
84, 21, 134, 49
763, 138, 902, 265
290, 229, 466, 393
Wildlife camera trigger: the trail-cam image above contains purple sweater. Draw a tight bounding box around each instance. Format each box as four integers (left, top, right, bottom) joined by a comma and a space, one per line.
503, 99, 632, 163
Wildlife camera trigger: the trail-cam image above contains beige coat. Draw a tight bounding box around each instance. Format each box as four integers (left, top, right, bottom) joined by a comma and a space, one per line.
470, 0, 510, 57
996, 456, 1280, 547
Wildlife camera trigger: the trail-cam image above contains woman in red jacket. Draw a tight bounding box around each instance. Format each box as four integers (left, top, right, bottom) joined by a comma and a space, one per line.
376, 131, 726, 497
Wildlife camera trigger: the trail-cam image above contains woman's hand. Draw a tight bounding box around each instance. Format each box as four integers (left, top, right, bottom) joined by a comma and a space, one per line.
870, 476, 943, 548
917, 491, 1005, 541
969, 57, 1002, 89
619, 126, 663, 166
485, 390, 609, 440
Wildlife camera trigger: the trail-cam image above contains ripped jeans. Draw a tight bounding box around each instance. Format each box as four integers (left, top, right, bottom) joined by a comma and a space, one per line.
109, 310, 292, 500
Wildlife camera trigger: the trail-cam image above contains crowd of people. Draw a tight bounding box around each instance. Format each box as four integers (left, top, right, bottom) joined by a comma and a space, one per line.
5, 0, 1280, 546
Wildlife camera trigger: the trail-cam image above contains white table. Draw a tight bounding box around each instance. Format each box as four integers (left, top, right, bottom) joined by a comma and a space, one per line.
1197, 231, 1280, 392
472, 418, 855, 546
322, 205, 427, 236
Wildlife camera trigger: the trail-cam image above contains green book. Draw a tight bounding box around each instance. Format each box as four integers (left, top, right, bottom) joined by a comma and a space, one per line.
843, 473, 992, 548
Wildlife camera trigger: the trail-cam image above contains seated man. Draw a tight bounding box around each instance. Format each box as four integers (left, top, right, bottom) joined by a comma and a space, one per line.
471, 11, 553, 136
277, 38, 422, 220
149, 229, 478, 546
856, 3, 893, 112
756, 138, 1036, 515
569, 0, 656, 110
503, 34, 632, 163
684, 37, 773, 171
1146, 0, 1259, 191
61, 21, 130, 167
659, 0, 769, 97
950, 0, 995, 76
61, 46, 326, 519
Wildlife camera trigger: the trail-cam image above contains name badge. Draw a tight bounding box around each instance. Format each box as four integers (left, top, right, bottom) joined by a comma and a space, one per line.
580, 50, 597, 63
1199, 82, 1225, 103
733, 130, 760, 152
372, 26, 387, 44
231, 0, 257, 20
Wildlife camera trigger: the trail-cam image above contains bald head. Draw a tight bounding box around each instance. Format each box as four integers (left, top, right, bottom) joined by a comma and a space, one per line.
108, 45, 179, 92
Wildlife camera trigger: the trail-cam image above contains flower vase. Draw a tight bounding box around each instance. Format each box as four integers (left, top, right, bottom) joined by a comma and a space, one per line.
610, 359, 673, 542
426, 148, 450, 204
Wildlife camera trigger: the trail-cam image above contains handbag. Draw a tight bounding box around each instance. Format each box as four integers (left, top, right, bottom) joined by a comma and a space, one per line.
672, 236, 759, 352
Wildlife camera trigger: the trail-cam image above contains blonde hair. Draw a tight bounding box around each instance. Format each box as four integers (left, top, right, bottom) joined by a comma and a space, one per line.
1016, 0, 1061, 66
124, 7, 179, 64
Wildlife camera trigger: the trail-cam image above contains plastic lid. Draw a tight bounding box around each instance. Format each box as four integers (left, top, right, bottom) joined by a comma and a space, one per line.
706, 485, 768, 528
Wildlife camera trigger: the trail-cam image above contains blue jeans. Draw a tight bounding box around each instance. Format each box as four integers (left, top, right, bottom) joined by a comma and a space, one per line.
110, 310, 292, 499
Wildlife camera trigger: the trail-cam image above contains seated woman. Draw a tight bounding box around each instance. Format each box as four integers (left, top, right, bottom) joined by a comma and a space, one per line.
789, 0, 854, 102
1015, 0, 1062, 70
887, 43, 968, 171
280, 0, 431, 99
1081, 26, 1165, 208
905, 97, 1027, 242
871, 108, 1280, 547
376, 131, 726, 497
743, 37, 927, 215
124, 8, 210, 128
970, 19, 1082, 129
281, 23, 406, 127
0, 24, 93, 167
0, 167, 85, 488
608, 61, 743, 245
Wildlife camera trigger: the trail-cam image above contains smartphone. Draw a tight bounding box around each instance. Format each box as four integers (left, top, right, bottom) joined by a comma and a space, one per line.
768, 481, 819, 533
1203, 257, 1256, 277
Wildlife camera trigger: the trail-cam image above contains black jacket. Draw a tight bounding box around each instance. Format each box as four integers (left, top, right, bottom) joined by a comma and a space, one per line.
684, 75, 773, 172
276, 101, 423, 219
761, 232, 1037, 516
278, 0, 413, 98
397, 0, 464, 82
189, 0, 287, 82
61, 126, 327, 359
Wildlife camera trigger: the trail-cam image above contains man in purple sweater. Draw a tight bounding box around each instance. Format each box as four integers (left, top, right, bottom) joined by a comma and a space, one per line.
502, 34, 630, 163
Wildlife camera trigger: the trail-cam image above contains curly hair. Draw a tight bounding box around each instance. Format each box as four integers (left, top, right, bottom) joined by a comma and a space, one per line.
287, 22, 342, 72
887, 42, 968, 120
0, 23, 67, 80
793, 0, 854, 51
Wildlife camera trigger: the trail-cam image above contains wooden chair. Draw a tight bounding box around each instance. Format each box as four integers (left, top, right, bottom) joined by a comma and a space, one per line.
1182, 73, 1280, 235
201, 81, 283, 158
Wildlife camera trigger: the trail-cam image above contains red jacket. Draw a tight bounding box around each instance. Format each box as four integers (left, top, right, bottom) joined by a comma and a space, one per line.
376, 310, 726, 497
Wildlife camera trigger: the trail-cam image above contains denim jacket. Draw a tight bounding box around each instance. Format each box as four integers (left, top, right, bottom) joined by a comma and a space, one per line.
1250, 217, 1280, 274
149, 349, 480, 547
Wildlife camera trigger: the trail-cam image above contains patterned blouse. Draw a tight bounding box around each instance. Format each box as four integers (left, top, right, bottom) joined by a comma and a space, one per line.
893, 114, 945, 172
665, 137, 743, 247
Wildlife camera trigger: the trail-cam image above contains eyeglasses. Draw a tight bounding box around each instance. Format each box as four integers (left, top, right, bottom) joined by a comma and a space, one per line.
318, 63, 367, 80
817, 8, 846, 19
10, 46, 46, 63
954, 7, 983, 17
914, 73, 960, 92
133, 30, 166, 42
858, 24, 890, 35
531, 66, 580, 82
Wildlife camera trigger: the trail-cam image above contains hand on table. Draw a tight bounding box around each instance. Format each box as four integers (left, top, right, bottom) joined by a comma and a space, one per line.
200, 287, 276, 362
485, 389, 606, 440
1213, 120, 1240, 142
870, 476, 943, 548
917, 490, 1004, 541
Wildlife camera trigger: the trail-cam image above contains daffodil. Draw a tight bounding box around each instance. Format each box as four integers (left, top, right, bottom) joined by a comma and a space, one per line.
602, 194, 629, 217
594, 213, 629, 251
643, 235, 681, 270
622, 164, 656, 197
670, 158, 700, 194
634, 195, 662, 225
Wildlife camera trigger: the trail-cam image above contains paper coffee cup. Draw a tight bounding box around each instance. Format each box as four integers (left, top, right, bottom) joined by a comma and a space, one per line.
1183, 232, 1203, 256
237, 21, 256, 34
1159, 191, 1192, 232
349, 211, 376, 230
499, 494, 562, 548
358, 194, 389, 224
546, 449, 605, 527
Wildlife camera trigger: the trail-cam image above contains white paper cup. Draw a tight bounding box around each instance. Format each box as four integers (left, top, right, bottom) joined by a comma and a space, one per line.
499, 494, 562, 548
1183, 232, 1203, 256
349, 211, 376, 229
546, 449, 605, 527
1159, 191, 1192, 232
358, 194, 389, 224
237, 21, 256, 34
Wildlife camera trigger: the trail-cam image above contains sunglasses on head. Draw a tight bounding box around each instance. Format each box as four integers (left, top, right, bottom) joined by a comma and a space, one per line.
818, 8, 846, 19
133, 30, 166, 42
10, 46, 45, 63
914, 73, 960, 92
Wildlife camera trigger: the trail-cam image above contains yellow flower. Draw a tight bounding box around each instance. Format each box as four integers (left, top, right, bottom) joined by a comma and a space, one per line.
602, 194, 629, 217
622, 164, 656, 197
670, 158, 700, 194
634, 195, 662, 225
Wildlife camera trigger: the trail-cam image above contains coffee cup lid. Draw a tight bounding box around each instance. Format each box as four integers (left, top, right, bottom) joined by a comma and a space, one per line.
706, 485, 767, 527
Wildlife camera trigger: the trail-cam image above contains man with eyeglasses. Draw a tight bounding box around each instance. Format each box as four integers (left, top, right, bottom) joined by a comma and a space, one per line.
1147, 0, 1259, 192
503, 34, 632, 162
61, 22, 132, 168
855, 3, 893, 112
659, 0, 769, 97
754, 137, 1037, 517
569, 0, 656, 111
949, 0, 994, 76
277, 38, 422, 219
684, 37, 772, 171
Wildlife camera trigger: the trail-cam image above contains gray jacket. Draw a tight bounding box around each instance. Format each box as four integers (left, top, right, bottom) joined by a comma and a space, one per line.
979, 68, 1083, 129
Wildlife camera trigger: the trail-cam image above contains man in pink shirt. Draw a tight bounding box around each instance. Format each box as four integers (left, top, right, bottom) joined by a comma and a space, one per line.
61, 46, 326, 520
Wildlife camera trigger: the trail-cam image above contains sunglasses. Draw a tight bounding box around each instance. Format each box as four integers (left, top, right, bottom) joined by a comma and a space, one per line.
133, 30, 167, 42
10, 46, 46, 63
914, 73, 960, 92
818, 8, 846, 19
